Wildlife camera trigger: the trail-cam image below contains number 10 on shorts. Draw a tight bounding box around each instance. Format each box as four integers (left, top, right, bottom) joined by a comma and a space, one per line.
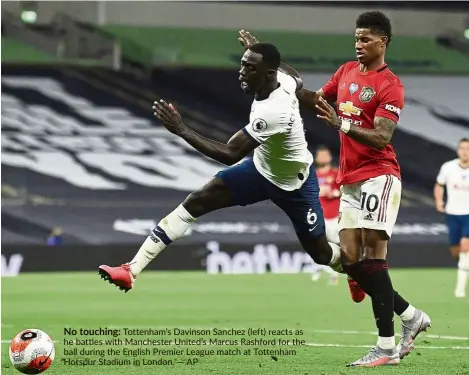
360, 192, 379, 213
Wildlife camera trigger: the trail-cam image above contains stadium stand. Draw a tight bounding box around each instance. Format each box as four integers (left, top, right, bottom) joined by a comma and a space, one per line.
1, 5, 468, 252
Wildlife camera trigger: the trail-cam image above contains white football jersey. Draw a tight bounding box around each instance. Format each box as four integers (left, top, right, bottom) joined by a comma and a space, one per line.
243, 71, 313, 191
436, 159, 469, 215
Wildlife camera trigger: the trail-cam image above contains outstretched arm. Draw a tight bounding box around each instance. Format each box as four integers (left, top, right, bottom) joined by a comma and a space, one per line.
296, 88, 327, 110
153, 100, 257, 165
178, 128, 257, 166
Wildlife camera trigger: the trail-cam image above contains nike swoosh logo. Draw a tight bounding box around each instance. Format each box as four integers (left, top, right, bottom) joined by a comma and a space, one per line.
38, 358, 49, 367
309, 225, 318, 232
38, 349, 53, 367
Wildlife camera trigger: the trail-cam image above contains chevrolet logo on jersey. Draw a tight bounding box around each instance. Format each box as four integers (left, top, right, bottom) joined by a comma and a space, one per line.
339, 101, 362, 116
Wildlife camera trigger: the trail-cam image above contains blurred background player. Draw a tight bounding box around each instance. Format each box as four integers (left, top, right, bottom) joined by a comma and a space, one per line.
311, 145, 341, 285
238, 16, 431, 366
434, 138, 469, 298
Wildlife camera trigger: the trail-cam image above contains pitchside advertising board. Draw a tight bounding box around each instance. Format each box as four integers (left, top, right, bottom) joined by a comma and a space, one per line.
1, 241, 457, 276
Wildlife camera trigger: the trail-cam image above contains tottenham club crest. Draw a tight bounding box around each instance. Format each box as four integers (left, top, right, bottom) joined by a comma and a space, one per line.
252, 118, 267, 132
359, 86, 376, 103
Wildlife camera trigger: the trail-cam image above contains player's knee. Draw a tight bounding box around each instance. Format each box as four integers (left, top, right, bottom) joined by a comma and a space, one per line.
461, 238, 469, 253
339, 229, 361, 265
183, 178, 231, 217
361, 229, 388, 260
312, 250, 331, 266
340, 244, 360, 265
299, 234, 332, 265
450, 245, 461, 258
183, 189, 211, 217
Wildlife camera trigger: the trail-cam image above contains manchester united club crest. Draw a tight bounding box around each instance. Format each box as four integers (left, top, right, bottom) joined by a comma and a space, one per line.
359, 86, 376, 103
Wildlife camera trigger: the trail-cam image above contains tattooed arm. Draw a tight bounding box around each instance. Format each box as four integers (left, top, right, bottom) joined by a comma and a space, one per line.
315, 96, 397, 150
345, 116, 397, 150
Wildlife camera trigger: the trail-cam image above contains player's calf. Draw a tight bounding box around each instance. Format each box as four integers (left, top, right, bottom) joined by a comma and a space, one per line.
98, 178, 233, 290
298, 233, 343, 273
338, 228, 367, 302
455, 240, 469, 297
128, 203, 196, 277
98, 203, 193, 291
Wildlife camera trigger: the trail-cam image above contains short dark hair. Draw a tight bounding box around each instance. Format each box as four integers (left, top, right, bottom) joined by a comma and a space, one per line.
356, 11, 392, 45
460, 138, 469, 144
248, 42, 281, 70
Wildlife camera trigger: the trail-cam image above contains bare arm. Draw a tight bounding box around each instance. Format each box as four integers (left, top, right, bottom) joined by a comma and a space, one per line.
296, 88, 327, 110
434, 183, 445, 212
345, 116, 397, 151
153, 99, 258, 166
278, 61, 331, 110
279, 63, 327, 110
178, 128, 257, 166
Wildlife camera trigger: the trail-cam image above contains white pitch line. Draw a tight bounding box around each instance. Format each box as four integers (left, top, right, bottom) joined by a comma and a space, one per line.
312, 329, 469, 341
305, 343, 469, 350
107, 326, 469, 341
2, 339, 467, 351
5, 324, 468, 341
2, 340, 61, 344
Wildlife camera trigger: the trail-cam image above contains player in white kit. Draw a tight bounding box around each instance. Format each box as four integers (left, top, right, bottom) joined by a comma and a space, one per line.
434, 138, 469, 298
98, 43, 342, 291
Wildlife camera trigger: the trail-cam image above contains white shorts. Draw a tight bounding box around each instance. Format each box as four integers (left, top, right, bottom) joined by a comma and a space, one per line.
338, 174, 401, 238
325, 217, 340, 245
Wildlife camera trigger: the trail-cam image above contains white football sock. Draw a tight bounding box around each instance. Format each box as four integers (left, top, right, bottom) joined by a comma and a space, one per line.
456, 252, 469, 295
328, 242, 344, 274
400, 304, 416, 321
129, 204, 195, 276
377, 336, 395, 350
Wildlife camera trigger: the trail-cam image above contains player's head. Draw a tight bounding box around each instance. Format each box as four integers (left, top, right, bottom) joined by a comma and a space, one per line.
239, 42, 281, 93
315, 145, 332, 168
355, 11, 392, 65
458, 138, 469, 163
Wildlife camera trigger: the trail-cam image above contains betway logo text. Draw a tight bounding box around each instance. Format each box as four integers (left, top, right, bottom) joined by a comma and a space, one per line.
1, 254, 24, 277
205, 241, 315, 274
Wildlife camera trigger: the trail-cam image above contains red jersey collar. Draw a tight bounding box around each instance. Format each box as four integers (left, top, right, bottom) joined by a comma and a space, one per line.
358, 63, 388, 76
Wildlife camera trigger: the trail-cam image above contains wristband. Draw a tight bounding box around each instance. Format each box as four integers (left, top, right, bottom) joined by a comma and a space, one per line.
340, 120, 351, 134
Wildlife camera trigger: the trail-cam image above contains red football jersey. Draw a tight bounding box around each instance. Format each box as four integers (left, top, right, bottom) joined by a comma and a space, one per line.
317, 167, 340, 219
322, 61, 403, 185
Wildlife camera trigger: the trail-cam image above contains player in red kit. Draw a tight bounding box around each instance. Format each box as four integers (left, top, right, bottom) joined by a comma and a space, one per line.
311, 146, 341, 285
310, 12, 431, 366
237, 11, 430, 368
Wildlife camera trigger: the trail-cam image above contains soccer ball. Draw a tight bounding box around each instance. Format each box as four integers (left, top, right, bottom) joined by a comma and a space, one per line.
9, 329, 55, 374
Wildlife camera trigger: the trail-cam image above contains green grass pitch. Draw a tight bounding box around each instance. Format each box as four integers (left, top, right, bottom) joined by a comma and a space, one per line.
2, 269, 468, 374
